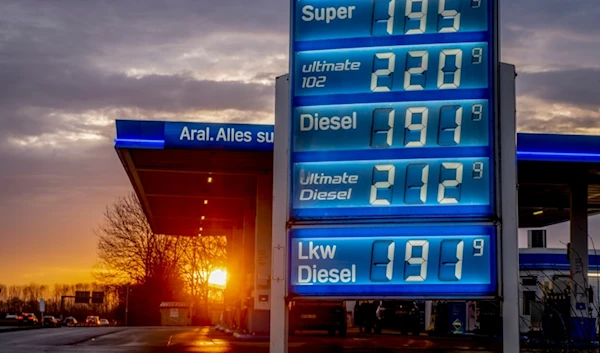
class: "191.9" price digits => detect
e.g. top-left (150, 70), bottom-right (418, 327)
top-left (370, 103), bottom-right (483, 148)
top-left (370, 237), bottom-right (485, 283)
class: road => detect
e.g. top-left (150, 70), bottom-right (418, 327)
top-left (0, 326), bottom-right (505, 353)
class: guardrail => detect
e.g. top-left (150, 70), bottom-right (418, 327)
top-left (0, 325), bottom-right (42, 333)
top-left (0, 320), bottom-right (39, 327)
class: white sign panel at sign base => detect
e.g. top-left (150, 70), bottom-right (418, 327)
top-left (170, 308), bottom-right (179, 318)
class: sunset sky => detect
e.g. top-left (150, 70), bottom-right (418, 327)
top-left (1, 0), bottom-right (600, 286)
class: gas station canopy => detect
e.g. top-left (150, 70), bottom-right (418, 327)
top-left (115, 120), bottom-right (272, 237)
top-left (517, 133), bottom-right (600, 227)
top-left (115, 120), bottom-right (600, 236)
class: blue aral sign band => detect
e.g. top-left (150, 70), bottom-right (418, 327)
top-left (114, 120), bottom-right (274, 151)
top-left (295, 42), bottom-right (489, 97)
top-left (164, 122), bottom-right (274, 151)
top-left (288, 224), bottom-right (497, 297)
top-left (292, 157), bottom-right (491, 218)
top-left (293, 99), bottom-right (489, 152)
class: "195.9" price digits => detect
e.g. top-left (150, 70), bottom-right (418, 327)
top-left (371, 0), bottom-right (483, 36)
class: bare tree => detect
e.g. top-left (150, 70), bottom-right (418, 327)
top-left (92, 192), bottom-right (189, 324)
top-left (93, 192), bottom-right (186, 286)
top-left (180, 235), bottom-right (227, 319)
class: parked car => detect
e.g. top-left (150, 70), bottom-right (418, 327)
top-left (62, 316), bottom-right (78, 327)
top-left (373, 300), bottom-right (421, 336)
top-left (289, 300), bottom-right (347, 337)
top-left (85, 316), bottom-right (100, 326)
top-left (43, 316), bottom-right (61, 328)
top-left (5, 313), bottom-right (22, 321)
top-left (20, 313), bottom-right (38, 326)
top-left (99, 319), bottom-right (110, 327)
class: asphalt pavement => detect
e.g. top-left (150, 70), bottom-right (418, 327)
top-left (0, 326), bottom-right (509, 353)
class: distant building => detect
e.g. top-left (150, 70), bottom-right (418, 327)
top-left (159, 302), bottom-right (192, 326)
top-left (518, 229), bottom-right (600, 335)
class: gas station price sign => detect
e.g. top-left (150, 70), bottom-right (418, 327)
top-left (287, 225), bottom-right (497, 297)
top-left (294, 99), bottom-right (489, 151)
top-left (294, 0), bottom-right (489, 42)
top-left (293, 157), bottom-right (490, 218)
top-left (295, 42), bottom-right (489, 96)
top-left (289, 0), bottom-right (498, 221)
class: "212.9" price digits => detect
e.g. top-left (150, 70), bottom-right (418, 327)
top-left (370, 161), bottom-right (484, 205)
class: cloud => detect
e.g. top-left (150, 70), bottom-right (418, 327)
top-left (0, 62), bottom-right (274, 114)
top-left (0, 0), bottom-right (598, 197)
top-left (0, 1), bottom-right (284, 154)
top-left (502, 1), bottom-right (600, 36)
top-left (499, 1), bottom-right (600, 134)
top-left (517, 68), bottom-right (600, 110)
top-left (500, 1), bottom-right (600, 71)
top-left (516, 96), bottom-right (600, 134)
top-left (1, 0), bottom-right (600, 285)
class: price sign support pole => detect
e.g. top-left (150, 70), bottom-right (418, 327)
top-left (499, 63), bottom-right (519, 353)
top-left (271, 74), bottom-right (291, 353)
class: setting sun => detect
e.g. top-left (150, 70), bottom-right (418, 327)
top-left (208, 269), bottom-right (227, 287)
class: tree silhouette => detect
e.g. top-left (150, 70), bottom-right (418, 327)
top-left (92, 193), bottom-right (187, 324)
top-left (94, 193), bottom-right (185, 287)
top-left (0, 193), bottom-right (229, 326)
top-left (179, 235), bottom-right (227, 322)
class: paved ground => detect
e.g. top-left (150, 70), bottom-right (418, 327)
top-left (0, 326), bottom-right (550, 353)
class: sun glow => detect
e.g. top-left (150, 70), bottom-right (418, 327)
top-left (208, 269), bottom-right (227, 287)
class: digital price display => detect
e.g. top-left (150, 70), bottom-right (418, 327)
top-left (293, 99), bottom-right (489, 152)
top-left (288, 225), bottom-right (497, 297)
top-left (295, 42), bottom-right (488, 97)
top-left (288, 0), bottom-right (498, 298)
top-left (289, 0), bottom-right (497, 221)
top-left (294, 0), bottom-right (489, 42)
top-left (293, 157), bottom-right (490, 218)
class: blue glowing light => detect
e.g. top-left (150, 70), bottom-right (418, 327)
top-left (114, 138), bottom-right (165, 150)
top-left (293, 99), bottom-right (489, 152)
top-left (294, 0), bottom-right (490, 42)
top-left (288, 0), bottom-right (498, 298)
top-left (112, 120), bottom-right (600, 166)
top-left (164, 122), bottom-right (274, 151)
top-left (289, 0), bottom-right (497, 222)
top-left (295, 42), bottom-right (489, 97)
top-left (292, 157), bottom-right (492, 218)
top-left (288, 224), bottom-right (497, 297)
top-left (113, 120), bottom-right (273, 152)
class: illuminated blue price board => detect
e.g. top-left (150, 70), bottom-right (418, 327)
top-left (293, 157), bottom-right (491, 218)
top-left (289, 0), bottom-right (497, 222)
top-left (295, 42), bottom-right (488, 97)
top-left (288, 225), bottom-right (497, 297)
top-left (289, 0), bottom-right (498, 297)
top-left (293, 99), bottom-right (489, 152)
top-left (294, 0), bottom-right (490, 42)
